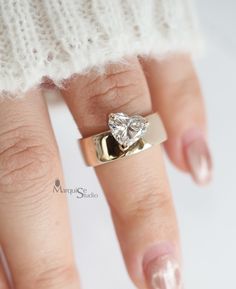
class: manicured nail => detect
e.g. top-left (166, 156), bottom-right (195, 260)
top-left (183, 130), bottom-right (212, 185)
top-left (144, 255), bottom-right (182, 289)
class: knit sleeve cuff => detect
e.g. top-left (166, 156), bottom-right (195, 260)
top-left (0, 0), bottom-right (202, 94)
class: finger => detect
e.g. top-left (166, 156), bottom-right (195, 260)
top-left (61, 58), bottom-right (183, 289)
top-left (141, 54), bottom-right (212, 185)
top-left (0, 89), bottom-right (80, 289)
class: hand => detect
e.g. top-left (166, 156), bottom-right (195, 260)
top-left (0, 54), bottom-right (212, 289)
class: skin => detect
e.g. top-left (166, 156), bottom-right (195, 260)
top-left (0, 55), bottom-right (207, 289)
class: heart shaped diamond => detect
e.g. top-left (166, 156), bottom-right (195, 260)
top-left (108, 112), bottom-right (149, 148)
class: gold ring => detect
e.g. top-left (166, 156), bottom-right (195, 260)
top-left (79, 112), bottom-right (167, 167)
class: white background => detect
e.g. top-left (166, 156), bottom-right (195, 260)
top-left (48, 1), bottom-right (236, 288)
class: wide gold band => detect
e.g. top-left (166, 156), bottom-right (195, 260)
top-left (79, 112), bottom-right (167, 167)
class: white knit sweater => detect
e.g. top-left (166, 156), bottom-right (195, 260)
top-left (0, 0), bottom-right (201, 96)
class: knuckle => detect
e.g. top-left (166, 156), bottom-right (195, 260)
top-left (78, 60), bottom-right (149, 121)
top-left (34, 263), bottom-right (78, 289)
top-left (112, 180), bottom-right (176, 238)
top-left (17, 261), bottom-right (78, 289)
top-left (0, 125), bottom-right (58, 194)
top-left (111, 170), bottom-right (173, 222)
top-left (127, 187), bottom-right (172, 220)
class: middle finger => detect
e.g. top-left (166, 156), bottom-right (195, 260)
top-left (0, 90), bottom-right (80, 289)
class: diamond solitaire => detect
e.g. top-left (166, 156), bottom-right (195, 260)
top-left (108, 112), bottom-right (149, 149)
top-left (79, 112), bottom-right (167, 166)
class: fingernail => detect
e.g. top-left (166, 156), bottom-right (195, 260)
top-left (144, 255), bottom-right (182, 289)
top-left (183, 130), bottom-right (212, 185)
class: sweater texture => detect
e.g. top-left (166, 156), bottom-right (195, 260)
top-left (0, 0), bottom-right (201, 96)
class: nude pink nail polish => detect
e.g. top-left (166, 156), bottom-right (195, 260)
top-left (144, 255), bottom-right (182, 289)
top-left (183, 130), bottom-right (212, 185)
top-left (143, 244), bottom-right (182, 289)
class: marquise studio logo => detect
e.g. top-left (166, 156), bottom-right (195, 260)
top-left (53, 179), bottom-right (98, 199)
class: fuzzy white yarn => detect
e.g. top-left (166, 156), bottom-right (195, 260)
top-left (0, 0), bottom-right (201, 96)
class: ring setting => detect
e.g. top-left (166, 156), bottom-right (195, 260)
top-left (108, 112), bottom-right (149, 151)
top-left (79, 112), bottom-right (167, 166)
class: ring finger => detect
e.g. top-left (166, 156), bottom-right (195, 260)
top-left (61, 57), bottom-right (182, 289)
